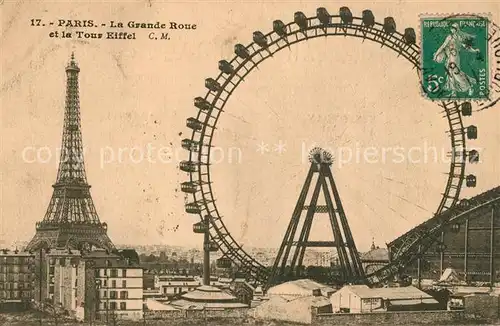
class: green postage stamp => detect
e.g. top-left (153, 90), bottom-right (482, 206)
top-left (420, 15), bottom-right (489, 101)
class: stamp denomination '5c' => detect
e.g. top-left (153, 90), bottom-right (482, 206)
top-left (421, 15), bottom-right (489, 101)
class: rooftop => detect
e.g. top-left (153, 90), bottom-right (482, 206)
top-left (145, 299), bottom-right (179, 311)
top-left (448, 286), bottom-right (500, 297)
top-left (286, 279), bottom-right (328, 290)
top-left (0, 249), bottom-right (34, 257)
top-left (342, 285), bottom-right (434, 300)
top-left (295, 295), bottom-right (332, 308)
top-left (157, 275), bottom-right (197, 281)
top-left (82, 249), bottom-right (120, 259)
top-left (92, 259), bottom-right (142, 269)
top-left (32, 248), bottom-right (138, 268)
top-left (267, 279), bottom-right (335, 298)
top-left (169, 299), bottom-right (248, 310)
top-left (360, 248), bottom-right (389, 262)
top-left (46, 249), bottom-right (82, 257)
top-left (180, 285), bottom-right (237, 302)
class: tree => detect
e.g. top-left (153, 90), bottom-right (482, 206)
top-left (145, 254), bottom-right (157, 263)
top-left (305, 265), bottom-right (332, 283)
top-left (109, 309), bottom-right (120, 326)
top-left (142, 304), bottom-right (149, 326)
top-left (43, 299), bottom-right (66, 326)
top-left (159, 251), bottom-right (168, 262)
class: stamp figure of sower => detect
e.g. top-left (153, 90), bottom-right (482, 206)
top-left (421, 16), bottom-right (489, 100)
top-left (433, 23), bottom-right (481, 97)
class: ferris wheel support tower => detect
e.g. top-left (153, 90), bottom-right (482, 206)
top-left (265, 148), bottom-right (365, 289)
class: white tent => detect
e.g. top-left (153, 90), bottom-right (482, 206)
top-left (438, 268), bottom-right (464, 284)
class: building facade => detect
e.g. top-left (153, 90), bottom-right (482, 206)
top-left (92, 253), bottom-right (144, 320)
top-left (360, 242), bottom-right (390, 275)
top-left (400, 208), bottom-right (500, 284)
top-left (0, 250), bottom-right (35, 311)
top-left (330, 285), bottom-right (439, 313)
top-left (46, 249), bottom-right (85, 312)
top-left (156, 274), bottom-right (201, 298)
top-left (30, 247), bottom-right (143, 321)
top-left (390, 188), bottom-right (500, 285)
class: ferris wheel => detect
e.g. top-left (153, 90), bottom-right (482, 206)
top-left (179, 7), bottom-right (478, 284)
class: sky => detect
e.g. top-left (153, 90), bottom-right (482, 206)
top-left (1, 1), bottom-right (499, 256)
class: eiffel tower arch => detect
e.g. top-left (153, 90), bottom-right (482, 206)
top-left (25, 54), bottom-right (114, 253)
top-left (266, 148), bottom-right (365, 288)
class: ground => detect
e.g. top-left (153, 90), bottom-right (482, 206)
top-left (0, 311), bottom-right (499, 325)
top-left (0, 311), bottom-right (301, 326)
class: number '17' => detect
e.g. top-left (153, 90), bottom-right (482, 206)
top-left (31, 19), bottom-right (42, 26)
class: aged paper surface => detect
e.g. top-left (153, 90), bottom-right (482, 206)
top-left (1, 0), bottom-right (500, 325)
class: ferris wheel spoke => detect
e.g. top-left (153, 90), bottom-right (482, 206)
top-left (349, 175), bottom-right (422, 223)
top-left (345, 184), bottom-right (399, 236)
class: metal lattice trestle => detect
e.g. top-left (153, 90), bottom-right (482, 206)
top-left (265, 149), bottom-right (365, 289)
top-left (25, 54), bottom-right (114, 252)
top-left (366, 186), bottom-right (500, 285)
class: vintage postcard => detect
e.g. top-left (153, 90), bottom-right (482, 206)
top-left (1, 1), bottom-right (500, 325)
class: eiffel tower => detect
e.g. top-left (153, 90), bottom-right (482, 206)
top-left (266, 148), bottom-right (365, 288)
top-left (25, 54), bottom-right (114, 252)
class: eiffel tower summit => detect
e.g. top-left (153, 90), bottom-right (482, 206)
top-left (25, 54), bottom-right (115, 252)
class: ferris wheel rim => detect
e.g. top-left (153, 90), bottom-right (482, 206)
top-left (183, 9), bottom-right (468, 284)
